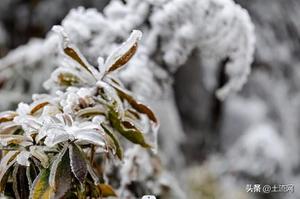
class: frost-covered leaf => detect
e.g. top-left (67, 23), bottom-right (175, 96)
top-left (30, 101), bottom-right (50, 115)
top-left (101, 123), bottom-right (123, 160)
top-left (111, 82), bottom-right (158, 124)
top-left (86, 162), bottom-right (101, 185)
top-left (64, 47), bottom-right (92, 73)
top-left (73, 128), bottom-right (106, 147)
top-left (52, 68), bottom-right (85, 87)
top-left (103, 30), bottom-right (141, 75)
top-left (0, 151), bottom-right (19, 192)
top-left (49, 144), bottom-right (68, 188)
top-left (0, 111), bottom-right (18, 123)
top-left (12, 164), bottom-right (29, 199)
top-left (16, 151), bottom-right (31, 166)
top-left (0, 121), bottom-right (20, 135)
top-left (69, 143), bottom-right (87, 183)
top-left (30, 168), bottom-right (53, 199)
top-left (26, 164), bottom-right (38, 189)
top-left (0, 135), bottom-right (31, 147)
top-left (98, 184), bottom-right (117, 197)
top-left (44, 132), bottom-right (70, 147)
top-left (108, 106), bottom-right (151, 148)
top-left (97, 81), bottom-right (124, 117)
top-left (13, 115), bottom-right (43, 136)
top-left (49, 145), bottom-right (71, 198)
top-left (75, 106), bottom-right (106, 119)
top-left (30, 146), bottom-right (49, 168)
top-left (52, 26), bottom-right (97, 78)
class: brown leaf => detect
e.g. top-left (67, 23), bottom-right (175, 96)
top-left (107, 42), bottom-right (138, 73)
top-left (104, 30), bottom-right (142, 74)
top-left (0, 111), bottom-right (18, 123)
top-left (110, 82), bottom-right (158, 124)
top-left (30, 101), bottom-right (49, 115)
top-left (64, 46), bottom-right (93, 75)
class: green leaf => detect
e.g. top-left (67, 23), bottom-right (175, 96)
top-left (48, 145), bottom-right (68, 188)
top-left (101, 123), bottom-right (123, 160)
top-left (69, 144), bottom-right (87, 183)
top-left (30, 168), bottom-right (53, 199)
top-left (108, 107), bottom-right (151, 148)
top-left (50, 148), bottom-right (72, 199)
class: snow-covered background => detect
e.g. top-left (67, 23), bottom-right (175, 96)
top-left (0, 0), bottom-right (299, 198)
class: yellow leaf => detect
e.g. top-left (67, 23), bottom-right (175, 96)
top-left (30, 169), bottom-right (53, 199)
top-left (98, 184), bottom-right (117, 197)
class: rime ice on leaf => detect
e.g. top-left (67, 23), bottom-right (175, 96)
top-left (0, 26), bottom-right (159, 198)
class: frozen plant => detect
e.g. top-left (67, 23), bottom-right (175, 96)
top-left (0, 0), bottom-right (255, 171)
top-left (0, 26), bottom-right (160, 198)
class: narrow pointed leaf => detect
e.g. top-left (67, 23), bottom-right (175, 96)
top-left (51, 148), bottom-right (72, 199)
top-left (101, 124), bottom-right (123, 160)
top-left (0, 151), bottom-right (19, 191)
top-left (49, 144), bottom-right (68, 188)
top-left (0, 111), bottom-right (18, 123)
top-left (64, 46), bottom-right (94, 74)
top-left (75, 106), bottom-right (106, 118)
top-left (110, 82), bottom-right (158, 124)
top-left (104, 30), bottom-right (141, 73)
top-left (30, 101), bottom-right (49, 115)
top-left (30, 146), bottom-right (49, 168)
top-left (0, 135), bottom-right (30, 147)
top-left (12, 165), bottom-right (30, 199)
top-left (0, 121), bottom-right (20, 135)
top-left (86, 162), bottom-right (100, 185)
